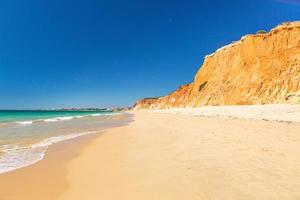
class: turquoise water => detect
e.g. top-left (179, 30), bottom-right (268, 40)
top-left (0, 110), bottom-right (112, 123)
top-left (0, 110), bottom-right (130, 174)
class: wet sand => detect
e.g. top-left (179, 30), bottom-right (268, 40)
top-left (1, 110), bottom-right (300, 200)
top-left (0, 133), bottom-right (98, 200)
top-left (59, 111), bottom-right (300, 200)
top-left (0, 113), bottom-right (132, 200)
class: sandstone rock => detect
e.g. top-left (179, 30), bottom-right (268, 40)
top-left (134, 21), bottom-right (300, 110)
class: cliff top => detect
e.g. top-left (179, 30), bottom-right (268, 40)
top-left (205, 21), bottom-right (300, 59)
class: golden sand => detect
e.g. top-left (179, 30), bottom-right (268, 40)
top-left (1, 111), bottom-right (300, 200)
top-left (0, 134), bottom-right (97, 200)
top-left (60, 111), bottom-right (300, 200)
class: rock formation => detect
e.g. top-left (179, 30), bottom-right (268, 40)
top-left (134, 21), bottom-right (300, 109)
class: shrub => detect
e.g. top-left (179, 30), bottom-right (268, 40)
top-left (256, 30), bottom-right (267, 34)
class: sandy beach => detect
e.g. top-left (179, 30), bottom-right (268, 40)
top-left (1, 109), bottom-right (300, 200)
top-left (59, 111), bottom-right (300, 200)
top-left (153, 105), bottom-right (300, 123)
top-left (1, 1), bottom-right (299, 199)
top-left (0, 133), bottom-right (97, 200)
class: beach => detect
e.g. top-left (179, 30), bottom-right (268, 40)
top-left (1, 1), bottom-right (299, 199)
top-left (1, 107), bottom-right (300, 199)
top-left (152, 105), bottom-right (300, 123)
top-left (0, 134), bottom-right (96, 200)
top-left (0, 112), bottom-right (132, 200)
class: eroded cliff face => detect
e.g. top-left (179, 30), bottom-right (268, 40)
top-left (134, 21), bottom-right (300, 110)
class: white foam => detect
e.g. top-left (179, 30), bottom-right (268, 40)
top-left (17, 121), bottom-right (33, 125)
top-left (43, 116), bottom-right (74, 122)
top-left (31, 131), bottom-right (99, 148)
top-left (0, 130), bottom-right (100, 174)
top-left (42, 113), bottom-right (114, 123)
top-left (0, 145), bottom-right (46, 174)
top-left (12, 112), bottom-right (117, 125)
top-left (91, 113), bottom-right (102, 116)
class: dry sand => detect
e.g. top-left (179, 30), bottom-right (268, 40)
top-left (59, 110), bottom-right (300, 200)
top-left (1, 109), bottom-right (300, 200)
top-left (153, 104), bottom-right (300, 123)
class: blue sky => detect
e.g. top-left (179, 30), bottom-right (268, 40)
top-left (0, 0), bottom-right (299, 109)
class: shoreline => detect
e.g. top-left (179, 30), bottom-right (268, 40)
top-left (0, 133), bottom-right (98, 200)
top-left (1, 109), bottom-right (300, 199)
top-left (0, 113), bottom-right (133, 200)
top-left (0, 112), bottom-right (120, 127)
top-left (0, 113), bottom-right (132, 175)
top-left (59, 111), bottom-right (300, 200)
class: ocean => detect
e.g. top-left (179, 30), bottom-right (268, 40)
top-left (0, 110), bottom-right (129, 174)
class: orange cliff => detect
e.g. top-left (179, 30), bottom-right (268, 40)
top-left (134, 21), bottom-right (300, 110)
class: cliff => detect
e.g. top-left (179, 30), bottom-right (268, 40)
top-left (134, 21), bottom-right (300, 110)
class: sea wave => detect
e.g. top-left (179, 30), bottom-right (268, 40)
top-left (18, 121), bottom-right (34, 125)
top-left (14, 112), bottom-right (118, 126)
top-left (43, 116), bottom-right (75, 122)
top-left (91, 113), bottom-right (102, 117)
top-left (0, 130), bottom-right (100, 174)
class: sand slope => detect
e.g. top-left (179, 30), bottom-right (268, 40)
top-left (59, 111), bottom-right (300, 200)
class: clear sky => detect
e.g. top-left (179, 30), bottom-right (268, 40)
top-left (0, 0), bottom-right (299, 109)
